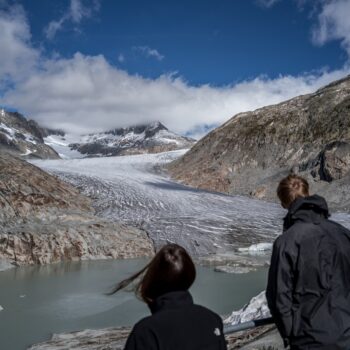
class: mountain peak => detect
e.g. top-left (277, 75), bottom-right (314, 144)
top-left (50, 121), bottom-right (195, 158)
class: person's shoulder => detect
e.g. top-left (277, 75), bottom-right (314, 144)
top-left (282, 221), bottom-right (316, 242)
top-left (326, 218), bottom-right (350, 231)
top-left (272, 228), bottom-right (303, 255)
top-left (192, 304), bottom-right (224, 325)
top-left (273, 231), bottom-right (293, 248)
top-left (131, 315), bottom-right (154, 332)
top-left (323, 219), bottom-right (350, 240)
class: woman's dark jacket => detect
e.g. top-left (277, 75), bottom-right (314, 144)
top-left (266, 195), bottom-right (350, 349)
top-left (124, 290), bottom-right (227, 350)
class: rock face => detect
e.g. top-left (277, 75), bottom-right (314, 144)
top-left (67, 122), bottom-right (195, 157)
top-left (0, 152), bottom-right (154, 269)
top-left (168, 75), bottom-right (350, 211)
top-left (0, 109), bottom-right (60, 159)
top-left (318, 141), bottom-right (350, 182)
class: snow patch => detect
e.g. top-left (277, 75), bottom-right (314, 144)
top-left (238, 243), bottom-right (273, 254)
top-left (44, 135), bottom-right (84, 159)
top-left (215, 266), bottom-right (256, 274)
top-left (24, 134), bottom-right (37, 144)
top-left (225, 291), bottom-right (271, 325)
top-left (21, 149), bottom-right (32, 156)
top-left (0, 122), bottom-right (16, 140)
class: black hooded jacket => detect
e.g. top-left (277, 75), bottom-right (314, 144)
top-left (266, 195), bottom-right (350, 350)
top-left (124, 290), bottom-right (227, 350)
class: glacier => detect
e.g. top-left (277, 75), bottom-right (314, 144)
top-left (31, 150), bottom-right (350, 258)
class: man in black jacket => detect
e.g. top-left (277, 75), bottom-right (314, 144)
top-left (266, 175), bottom-right (350, 349)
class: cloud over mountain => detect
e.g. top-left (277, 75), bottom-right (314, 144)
top-left (0, 2), bottom-right (350, 138)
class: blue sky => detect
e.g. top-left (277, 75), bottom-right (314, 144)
top-left (0, 0), bottom-right (349, 137)
top-left (23, 0), bottom-right (347, 84)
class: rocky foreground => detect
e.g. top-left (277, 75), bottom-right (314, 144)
top-left (0, 152), bottom-right (154, 270)
top-left (28, 292), bottom-right (282, 350)
top-left (168, 75), bottom-right (350, 212)
top-left (28, 326), bottom-right (281, 350)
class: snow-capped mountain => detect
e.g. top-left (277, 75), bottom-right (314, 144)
top-left (46, 122), bottom-right (195, 158)
top-left (0, 109), bottom-right (60, 159)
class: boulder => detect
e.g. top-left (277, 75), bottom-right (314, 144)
top-left (320, 141), bottom-right (350, 182)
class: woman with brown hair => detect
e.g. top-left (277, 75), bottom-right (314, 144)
top-left (266, 174), bottom-right (350, 349)
top-left (111, 243), bottom-right (227, 350)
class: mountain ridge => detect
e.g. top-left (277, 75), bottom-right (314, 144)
top-left (49, 121), bottom-right (195, 158)
top-left (0, 109), bottom-right (60, 159)
top-left (168, 75), bottom-right (350, 211)
top-left (0, 109), bottom-right (194, 159)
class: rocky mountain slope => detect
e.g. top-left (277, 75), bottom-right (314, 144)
top-left (168, 75), bottom-right (350, 211)
top-left (0, 152), bottom-right (154, 269)
top-left (0, 109), bottom-right (60, 159)
top-left (48, 122), bottom-right (195, 158)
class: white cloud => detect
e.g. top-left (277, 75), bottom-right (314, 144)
top-left (1, 3), bottom-right (350, 140)
top-left (256, 0), bottom-right (281, 8)
top-left (70, 0), bottom-right (85, 22)
top-left (312, 0), bottom-right (350, 57)
top-left (133, 46), bottom-right (165, 61)
top-left (4, 52), bottom-right (349, 137)
top-left (45, 0), bottom-right (100, 39)
top-left (0, 5), bottom-right (39, 85)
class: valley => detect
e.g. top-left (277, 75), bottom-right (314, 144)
top-left (32, 150), bottom-right (350, 261)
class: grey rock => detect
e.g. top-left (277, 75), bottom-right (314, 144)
top-left (28, 327), bottom-right (131, 350)
top-left (215, 265), bottom-right (256, 273)
top-left (239, 329), bottom-right (284, 350)
top-left (168, 75), bottom-right (350, 212)
top-left (320, 141), bottom-right (350, 182)
top-left (198, 252), bottom-right (270, 270)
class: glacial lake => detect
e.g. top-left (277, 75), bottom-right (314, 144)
top-left (0, 259), bottom-right (268, 350)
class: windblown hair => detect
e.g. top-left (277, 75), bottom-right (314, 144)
top-left (277, 174), bottom-right (310, 209)
top-left (109, 244), bottom-right (196, 304)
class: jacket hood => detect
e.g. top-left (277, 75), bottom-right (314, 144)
top-left (283, 195), bottom-right (330, 231)
top-left (149, 290), bottom-right (193, 314)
